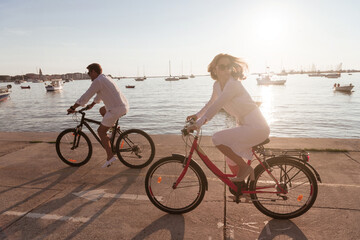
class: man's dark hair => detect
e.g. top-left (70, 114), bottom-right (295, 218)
top-left (87, 63), bottom-right (102, 74)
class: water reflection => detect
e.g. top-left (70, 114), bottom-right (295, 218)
top-left (258, 86), bottom-right (274, 125)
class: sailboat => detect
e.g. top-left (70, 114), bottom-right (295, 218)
top-left (189, 61), bottom-right (195, 78)
top-left (178, 61), bottom-right (189, 79)
top-left (135, 65), bottom-right (146, 81)
top-left (165, 61), bottom-right (179, 81)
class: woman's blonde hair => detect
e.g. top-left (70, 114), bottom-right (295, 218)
top-left (208, 53), bottom-right (249, 80)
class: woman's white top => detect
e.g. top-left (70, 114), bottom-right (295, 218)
top-left (76, 74), bottom-right (129, 112)
top-left (196, 77), bottom-right (257, 127)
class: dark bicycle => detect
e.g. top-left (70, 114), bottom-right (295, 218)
top-left (56, 107), bottom-right (155, 168)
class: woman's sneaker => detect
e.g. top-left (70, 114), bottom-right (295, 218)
top-left (102, 156), bottom-right (117, 168)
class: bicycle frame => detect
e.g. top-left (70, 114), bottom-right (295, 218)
top-left (72, 109), bottom-right (120, 151)
top-left (173, 131), bottom-right (287, 195)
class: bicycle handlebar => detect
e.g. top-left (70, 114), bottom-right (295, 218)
top-left (67, 106), bottom-right (90, 115)
top-left (182, 118), bottom-right (197, 136)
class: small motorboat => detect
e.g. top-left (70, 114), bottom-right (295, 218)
top-left (333, 84), bottom-right (354, 92)
top-left (135, 77), bottom-right (146, 81)
top-left (256, 74), bottom-right (286, 85)
top-left (179, 75), bottom-right (189, 79)
top-left (0, 85), bottom-right (12, 101)
top-left (325, 73), bottom-right (341, 78)
top-left (165, 76), bottom-right (179, 81)
top-left (257, 67), bottom-right (286, 85)
top-left (126, 85), bottom-right (135, 88)
top-left (45, 79), bottom-right (63, 91)
top-left (21, 85), bottom-right (31, 89)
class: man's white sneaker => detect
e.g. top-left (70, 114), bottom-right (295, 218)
top-left (102, 156), bottom-right (117, 168)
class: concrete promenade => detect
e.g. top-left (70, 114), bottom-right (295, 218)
top-left (0, 132), bottom-right (359, 240)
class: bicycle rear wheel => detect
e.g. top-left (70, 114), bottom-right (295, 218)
top-left (145, 156), bottom-right (207, 214)
top-left (115, 129), bottom-right (155, 168)
top-left (249, 157), bottom-right (318, 219)
top-left (56, 128), bottom-right (92, 167)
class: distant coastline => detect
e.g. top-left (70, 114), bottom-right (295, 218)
top-left (1, 69), bottom-right (360, 83)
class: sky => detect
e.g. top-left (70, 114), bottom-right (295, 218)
top-left (0, 0), bottom-right (359, 77)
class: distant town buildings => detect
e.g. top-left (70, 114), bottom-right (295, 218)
top-left (0, 72), bottom-right (89, 82)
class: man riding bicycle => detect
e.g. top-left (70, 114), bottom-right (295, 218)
top-left (67, 63), bottom-right (129, 167)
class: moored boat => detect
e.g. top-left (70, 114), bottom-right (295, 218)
top-left (179, 75), bottom-right (189, 79)
top-left (0, 85), bottom-right (12, 101)
top-left (325, 73), bottom-right (341, 78)
top-left (165, 76), bottom-right (180, 81)
top-left (45, 79), bottom-right (63, 91)
top-left (165, 61), bottom-right (179, 81)
top-left (21, 85), bottom-right (31, 89)
top-left (126, 85), bottom-right (135, 88)
top-left (256, 74), bottom-right (286, 85)
top-left (333, 84), bottom-right (354, 92)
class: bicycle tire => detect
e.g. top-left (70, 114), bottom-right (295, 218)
top-left (115, 129), bottom-right (155, 168)
top-left (56, 128), bottom-right (92, 167)
top-left (145, 156), bottom-right (207, 214)
top-left (249, 157), bottom-right (318, 219)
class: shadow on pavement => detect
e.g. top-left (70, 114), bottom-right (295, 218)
top-left (1, 167), bottom-right (141, 239)
top-left (0, 167), bottom-right (78, 218)
top-left (258, 219), bottom-right (308, 240)
top-left (131, 214), bottom-right (185, 240)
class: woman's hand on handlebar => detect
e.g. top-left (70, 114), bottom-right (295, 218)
top-left (186, 114), bottom-right (198, 122)
top-left (187, 124), bottom-right (198, 132)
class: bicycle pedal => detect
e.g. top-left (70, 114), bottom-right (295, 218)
top-left (228, 195), bottom-right (241, 204)
top-left (228, 195), bottom-right (250, 204)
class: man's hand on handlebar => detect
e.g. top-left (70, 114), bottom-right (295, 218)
top-left (67, 107), bottom-right (76, 114)
top-left (67, 103), bottom-right (81, 114)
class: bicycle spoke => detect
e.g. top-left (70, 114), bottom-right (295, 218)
top-left (145, 157), bottom-right (206, 214)
top-left (250, 158), bottom-right (318, 219)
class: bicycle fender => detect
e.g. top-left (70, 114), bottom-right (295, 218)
top-left (279, 156), bottom-right (322, 183)
top-left (171, 154), bottom-right (209, 191)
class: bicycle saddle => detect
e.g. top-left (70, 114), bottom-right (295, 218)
top-left (252, 138), bottom-right (270, 150)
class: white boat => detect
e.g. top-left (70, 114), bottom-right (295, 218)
top-left (165, 76), bottom-right (180, 81)
top-left (333, 85), bottom-right (354, 92)
top-left (256, 73), bottom-right (286, 85)
top-left (325, 73), bottom-right (341, 78)
top-left (135, 77), bottom-right (146, 81)
top-left (165, 61), bottom-right (179, 81)
top-left (179, 75), bottom-right (189, 79)
top-left (45, 79), bottom-right (63, 91)
top-left (308, 73), bottom-right (325, 77)
top-left (0, 85), bottom-right (12, 101)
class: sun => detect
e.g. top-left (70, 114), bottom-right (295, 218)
top-left (253, 13), bottom-right (287, 42)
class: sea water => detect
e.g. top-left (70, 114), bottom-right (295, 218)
top-left (1, 73), bottom-right (359, 138)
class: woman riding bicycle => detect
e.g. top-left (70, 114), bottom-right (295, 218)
top-left (187, 53), bottom-right (270, 182)
top-left (67, 63), bottom-right (129, 168)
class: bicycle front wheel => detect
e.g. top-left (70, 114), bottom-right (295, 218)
top-left (56, 129), bottom-right (92, 167)
top-left (145, 156), bottom-right (207, 214)
top-left (250, 158), bottom-right (318, 219)
top-left (115, 129), bottom-right (155, 168)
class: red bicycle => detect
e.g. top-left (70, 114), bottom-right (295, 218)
top-left (145, 121), bottom-right (321, 219)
